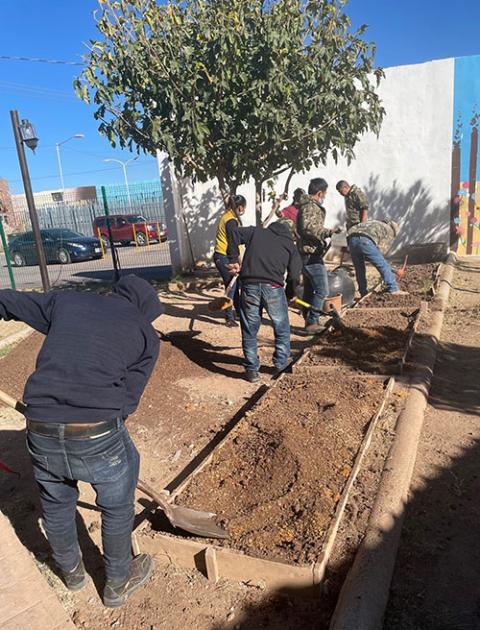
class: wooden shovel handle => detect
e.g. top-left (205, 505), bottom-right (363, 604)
top-left (224, 273), bottom-right (238, 296)
top-left (0, 388), bottom-right (27, 414)
top-left (136, 478), bottom-right (173, 519)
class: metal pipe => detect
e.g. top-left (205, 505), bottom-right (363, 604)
top-left (100, 186), bottom-right (120, 282)
top-left (0, 215), bottom-right (16, 289)
top-left (10, 110), bottom-right (50, 292)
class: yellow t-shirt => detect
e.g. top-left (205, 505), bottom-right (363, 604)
top-left (215, 209), bottom-right (239, 256)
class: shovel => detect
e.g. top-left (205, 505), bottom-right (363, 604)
top-left (0, 387), bottom-right (228, 539)
top-left (291, 297), bottom-right (346, 330)
top-left (208, 274), bottom-right (238, 312)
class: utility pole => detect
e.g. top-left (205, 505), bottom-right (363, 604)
top-left (103, 157), bottom-right (138, 210)
top-left (10, 110), bottom-right (50, 292)
top-left (55, 134), bottom-right (84, 192)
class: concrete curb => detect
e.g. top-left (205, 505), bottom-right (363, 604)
top-left (0, 326), bottom-right (34, 352)
top-left (330, 253), bottom-right (457, 630)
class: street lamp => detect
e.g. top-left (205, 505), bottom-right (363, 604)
top-left (55, 134), bottom-right (84, 191)
top-left (10, 110), bottom-right (50, 291)
top-left (103, 157), bottom-right (138, 209)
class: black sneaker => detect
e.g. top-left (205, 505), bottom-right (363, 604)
top-left (103, 554), bottom-right (154, 608)
top-left (245, 370), bottom-right (260, 383)
top-left (62, 558), bottom-right (87, 592)
top-left (225, 319), bottom-right (239, 328)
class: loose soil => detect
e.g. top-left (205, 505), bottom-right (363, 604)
top-left (179, 374), bottom-right (385, 565)
top-left (343, 307), bottom-right (418, 330)
top-left (303, 325), bottom-right (411, 374)
top-left (398, 262), bottom-right (439, 296)
top-left (360, 292), bottom-right (423, 308)
top-left (360, 262), bottom-right (438, 308)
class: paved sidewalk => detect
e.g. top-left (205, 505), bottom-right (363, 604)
top-left (0, 511), bottom-right (75, 630)
top-left (385, 258), bottom-right (480, 628)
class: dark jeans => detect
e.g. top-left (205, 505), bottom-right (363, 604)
top-left (213, 252), bottom-right (240, 321)
top-left (348, 235), bottom-right (399, 296)
top-left (27, 420), bottom-right (139, 581)
top-left (302, 256), bottom-right (329, 324)
top-left (239, 282), bottom-right (291, 372)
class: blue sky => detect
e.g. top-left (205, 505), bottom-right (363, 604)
top-left (1, 0), bottom-right (480, 193)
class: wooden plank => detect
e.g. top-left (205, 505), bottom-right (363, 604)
top-left (294, 365), bottom-right (398, 377)
top-left (312, 377), bottom-right (395, 583)
top-left (140, 533), bottom-right (316, 589)
top-left (205, 546), bottom-right (219, 583)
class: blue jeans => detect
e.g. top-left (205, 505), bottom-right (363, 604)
top-left (213, 252), bottom-right (240, 321)
top-left (239, 283), bottom-right (291, 372)
top-left (348, 235), bottom-right (399, 296)
top-left (302, 257), bottom-right (329, 324)
top-left (27, 421), bottom-right (139, 581)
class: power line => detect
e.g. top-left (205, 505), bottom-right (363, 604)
top-left (0, 55), bottom-right (83, 66)
top-left (0, 80), bottom-right (77, 101)
top-left (8, 159), bottom-right (154, 183)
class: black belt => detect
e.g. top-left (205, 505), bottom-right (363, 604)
top-left (26, 417), bottom-right (121, 439)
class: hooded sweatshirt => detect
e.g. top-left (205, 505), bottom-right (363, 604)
top-left (227, 222), bottom-right (302, 291)
top-left (0, 275), bottom-right (164, 423)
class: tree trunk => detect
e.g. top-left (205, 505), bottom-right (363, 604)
top-left (217, 169), bottom-right (237, 210)
top-left (255, 179), bottom-right (263, 226)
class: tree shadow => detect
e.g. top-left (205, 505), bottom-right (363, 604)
top-left (363, 175), bottom-right (450, 263)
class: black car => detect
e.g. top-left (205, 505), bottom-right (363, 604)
top-left (9, 228), bottom-right (103, 266)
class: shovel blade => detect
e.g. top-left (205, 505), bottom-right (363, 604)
top-left (208, 296), bottom-right (233, 312)
top-left (169, 505), bottom-right (229, 539)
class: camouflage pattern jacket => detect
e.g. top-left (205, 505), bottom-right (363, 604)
top-left (296, 193), bottom-right (332, 256)
top-left (347, 220), bottom-right (397, 254)
top-left (345, 184), bottom-right (369, 230)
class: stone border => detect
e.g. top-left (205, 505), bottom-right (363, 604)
top-left (0, 326), bottom-right (34, 353)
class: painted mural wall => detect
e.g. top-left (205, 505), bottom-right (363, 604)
top-left (451, 55), bottom-right (480, 256)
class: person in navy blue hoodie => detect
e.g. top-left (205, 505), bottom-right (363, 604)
top-left (0, 275), bottom-right (164, 608)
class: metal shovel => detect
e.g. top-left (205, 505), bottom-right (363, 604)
top-left (0, 387), bottom-right (228, 539)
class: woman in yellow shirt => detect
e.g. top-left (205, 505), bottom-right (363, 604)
top-left (213, 195), bottom-right (246, 327)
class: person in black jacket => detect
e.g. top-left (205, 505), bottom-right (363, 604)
top-left (0, 275), bottom-right (163, 608)
top-left (227, 219), bottom-right (302, 382)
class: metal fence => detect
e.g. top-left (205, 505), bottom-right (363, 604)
top-left (0, 180), bottom-right (172, 290)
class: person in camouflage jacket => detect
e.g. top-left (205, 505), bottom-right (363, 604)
top-left (346, 219), bottom-right (406, 297)
top-left (336, 180), bottom-right (369, 230)
top-left (296, 178), bottom-right (341, 332)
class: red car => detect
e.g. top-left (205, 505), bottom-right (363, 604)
top-left (92, 214), bottom-right (168, 247)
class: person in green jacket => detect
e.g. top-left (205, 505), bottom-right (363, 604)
top-left (336, 180), bottom-right (369, 230)
top-left (347, 219), bottom-right (407, 296)
top-left (296, 178), bottom-right (341, 333)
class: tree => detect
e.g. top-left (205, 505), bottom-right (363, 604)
top-left (76, 0), bottom-right (385, 223)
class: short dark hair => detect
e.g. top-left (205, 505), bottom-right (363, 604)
top-left (230, 194), bottom-right (246, 209)
top-left (293, 188), bottom-right (304, 204)
top-left (336, 180), bottom-right (349, 191)
top-left (308, 178), bottom-right (328, 195)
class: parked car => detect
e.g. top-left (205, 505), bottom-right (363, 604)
top-left (9, 229), bottom-right (103, 266)
top-left (92, 214), bottom-right (168, 247)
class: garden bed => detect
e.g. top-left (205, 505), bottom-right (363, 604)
top-left (302, 323), bottom-right (413, 374)
top-left (173, 374), bottom-right (387, 566)
top-left (343, 308), bottom-right (417, 330)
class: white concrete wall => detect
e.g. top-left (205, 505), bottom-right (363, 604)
top-left (164, 57), bottom-right (455, 271)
